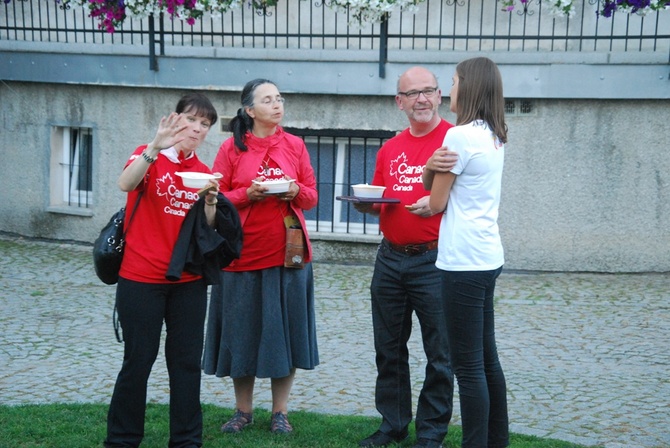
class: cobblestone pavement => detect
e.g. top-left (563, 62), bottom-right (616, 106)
top-left (1, 234), bottom-right (669, 448)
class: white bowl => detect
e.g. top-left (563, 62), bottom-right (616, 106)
top-left (351, 183), bottom-right (386, 198)
top-left (175, 172), bottom-right (220, 189)
top-left (253, 178), bottom-right (294, 194)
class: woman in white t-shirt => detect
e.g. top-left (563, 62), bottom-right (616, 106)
top-left (423, 57), bottom-right (509, 448)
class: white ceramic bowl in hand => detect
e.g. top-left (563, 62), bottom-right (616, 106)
top-left (175, 172), bottom-right (221, 189)
top-left (253, 178), bottom-right (294, 194)
top-left (351, 183), bottom-right (386, 198)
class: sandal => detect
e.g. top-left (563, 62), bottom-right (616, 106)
top-left (270, 411), bottom-right (293, 434)
top-left (220, 409), bottom-right (253, 433)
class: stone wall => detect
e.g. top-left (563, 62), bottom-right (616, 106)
top-left (0, 82), bottom-right (667, 272)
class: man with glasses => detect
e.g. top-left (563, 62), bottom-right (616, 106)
top-left (355, 66), bottom-right (457, 448)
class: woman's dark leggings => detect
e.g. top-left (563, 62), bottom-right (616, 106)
top-left (441, 267), bottom-right (509, 448)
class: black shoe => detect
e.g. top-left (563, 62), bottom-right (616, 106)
top-left (359, 430), bottom-right (409, 447)
top-left (412, 438), bottom-right (443, 448)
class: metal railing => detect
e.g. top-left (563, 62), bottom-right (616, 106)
top-left (2, 0), bottom-right (669, 74)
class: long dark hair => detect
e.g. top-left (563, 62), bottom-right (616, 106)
top-left (229, 78), bottom-right (277, 151)
top-left (454, 57), bottom-right (508, 144)
top-left (175, 92), bottom-right (218, 127)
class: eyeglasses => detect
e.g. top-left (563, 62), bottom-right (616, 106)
top-left (256, 97), bottom-right (285, 106)
top-left (397, 87), bottom-right (439, 100)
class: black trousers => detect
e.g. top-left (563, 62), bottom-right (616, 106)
top-left (105, 278), bottom-right (207, 448)
top-left (370, 243), bottom-right (454, 442)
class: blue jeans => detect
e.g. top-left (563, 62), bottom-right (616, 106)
top-left (441, 267), bottom-right (509, 448)
top-left (370, 241), bottom-right (454, 442)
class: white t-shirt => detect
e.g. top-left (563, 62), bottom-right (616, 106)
top-left (435, 120), bottom-right (505, 271)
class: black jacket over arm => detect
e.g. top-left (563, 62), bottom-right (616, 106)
top-left (166, 193), bottom-right (243, 285)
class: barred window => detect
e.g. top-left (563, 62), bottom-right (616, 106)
top-left (50, 126), bottom-right (93, 208)
top-left (285, 128), bottom-right (395, 236)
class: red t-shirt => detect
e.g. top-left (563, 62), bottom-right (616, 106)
top-left (119, 145), bottom-right (212, 283)
top-left (372, 119), bottom-right (454, 246)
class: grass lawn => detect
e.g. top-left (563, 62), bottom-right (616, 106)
top-left (0, 403), bottom-right (600, 447)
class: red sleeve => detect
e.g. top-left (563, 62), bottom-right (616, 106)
top-left (291, 139), bottom-right (318, 211)
top-left (213, 139), bottom-right (253, 208)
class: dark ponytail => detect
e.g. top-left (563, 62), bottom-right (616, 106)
top-left (229, 107), bottom-right (254, 151)
top-left (228, 78), bottom-right (277, 152)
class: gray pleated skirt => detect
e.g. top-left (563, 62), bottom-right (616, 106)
top-left (202, 264), bottom-right (319, 379)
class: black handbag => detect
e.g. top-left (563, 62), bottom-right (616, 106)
top-left (92, 192), bottom-right (143, 285)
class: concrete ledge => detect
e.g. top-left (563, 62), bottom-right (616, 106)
top-left (309, 231), bottom-right (381, 244)
top-left (46, 206), bottom-right (94, 217)
top-left (311, 237), bottom-right (378, 265)
top-left (2, 46), bottom-right (668, 98)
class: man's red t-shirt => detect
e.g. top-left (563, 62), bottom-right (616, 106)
top-left (372, 119), bottom-right (454, 246)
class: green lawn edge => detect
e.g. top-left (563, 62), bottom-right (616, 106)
top-left (0, 403), bottom-right (601, 447)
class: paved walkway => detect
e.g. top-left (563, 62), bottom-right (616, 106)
top-left (1, 234), bottom-right (669, 447)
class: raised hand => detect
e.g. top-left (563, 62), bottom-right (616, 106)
top-left (149, 112), bottom-right (188, 153)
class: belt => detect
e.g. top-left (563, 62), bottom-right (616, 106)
top-left (383, 238), bottom-right (438, 256)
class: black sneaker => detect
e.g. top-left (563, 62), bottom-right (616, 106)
top-left (359, 430), bottom-right (409, 447)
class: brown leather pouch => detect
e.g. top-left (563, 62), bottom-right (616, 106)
top-left (284, 227), bottom-right (305, 269)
